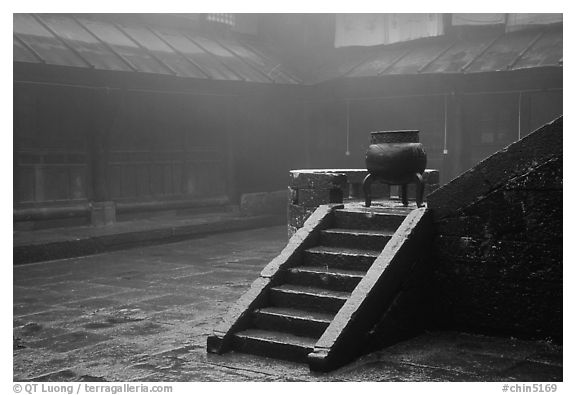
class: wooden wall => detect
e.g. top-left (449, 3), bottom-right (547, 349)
top-left (13, 84), bottom-right (231, 209)
top-left (460, 90), bottom-right (563, 172)
top-left (13, 78), bottom-right (309, 214)
top-left (303, 72), bottom-right (562, 184)
top-left (304, 96), bottom-right (445, 173)
top-left (14, 85), bottom-right (90, 206)
top-left (13, 66), bottom-right (562, 215)
top-left (106, 92), bottom-right (228, 202)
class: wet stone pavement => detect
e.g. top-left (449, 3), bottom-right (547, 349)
top-left (13, 226), bottom-right (562, 382)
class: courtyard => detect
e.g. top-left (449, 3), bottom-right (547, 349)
top-left (13, 226), bottom-right (562, 382)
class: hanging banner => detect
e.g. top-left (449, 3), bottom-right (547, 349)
top-left (335, 14), bottom-right (443, 48)
top-left (506, 13), bottom-right (562, 30)
top-left (334, 14), bottom-right (388, 48)
top-left (452, 14), bottom-right (506, 26)
top-left (388, 14), bottom-right (443, 44)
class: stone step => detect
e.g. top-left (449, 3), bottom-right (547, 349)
top-left (333, 209), bottom-right (407, 231)
top-left (269, 284), bottom-right (351, 313)
top-left (285, 265), bottom-right (365, 292)
top-left (303, 246), bottom-right (380, 271)
top-left (320, 228), bottom-right (394, 250)
top-left (232, 329), bottom-right (316, 362)
top-left (252, 307), bottom-right (334, 338)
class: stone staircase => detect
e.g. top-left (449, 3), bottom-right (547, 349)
top-left (211, 206), bottom-right (411, 363)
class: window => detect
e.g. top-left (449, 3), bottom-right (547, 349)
top-left (205, 14), bottom-right (236, 28)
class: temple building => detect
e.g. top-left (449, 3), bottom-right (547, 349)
top-left (13, 13), bottom-right (564, 381)
top-left (13, 13), bottom-right (562, 229)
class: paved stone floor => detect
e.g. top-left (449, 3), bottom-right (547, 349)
top-left (13, 226), bottom-right (562, 382)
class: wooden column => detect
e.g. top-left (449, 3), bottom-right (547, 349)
top-left (89, 88), bottom-right (120, 202)
top-left (88, 88), bottom-right (120, 225)
top-left (444, 91), bottom-right (465, 183)
top-left (224, 97), bottom-right (239, 204)
top-left (180, 100), bottom-right (190, 197)
top-left (13, 88), bottom-right (21, 204)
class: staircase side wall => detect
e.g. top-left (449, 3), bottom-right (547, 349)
top-left (428, 117), bottom-right (562, 341)
top-left (428, 117), bottom-right (562, 218)
top-left (309, 208), bottom-right (435, 371)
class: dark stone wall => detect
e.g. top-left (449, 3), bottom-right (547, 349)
top-left (428, 117), bottom-right (562, 341)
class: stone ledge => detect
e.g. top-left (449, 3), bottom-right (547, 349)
top-left (14, 214), bottom-right (283, 265)
top-left (240, 190), bottom-right (288, 216)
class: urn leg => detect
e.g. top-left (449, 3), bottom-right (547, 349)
top-left (362, 174), bottom-right (375, 207)
top-left (415, 172), bottom-right (425, 208)
top-left (401, 184), bottom-right (408, 206)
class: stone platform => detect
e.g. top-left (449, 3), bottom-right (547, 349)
top-left (287, 168), bottom-right (439, 235)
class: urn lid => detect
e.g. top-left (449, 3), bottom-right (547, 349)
top-left (370, 130), bottom-right (419, 144)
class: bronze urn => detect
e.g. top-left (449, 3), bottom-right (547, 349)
top-left (363, 130), bottom-right (427, 208)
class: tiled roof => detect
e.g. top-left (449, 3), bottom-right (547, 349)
top-left (13, 14), bottom-right (300, 84)
top-left (312, 24), bottom-right (562, 83)
top-left (14, 14), bottom-right (562, 85)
